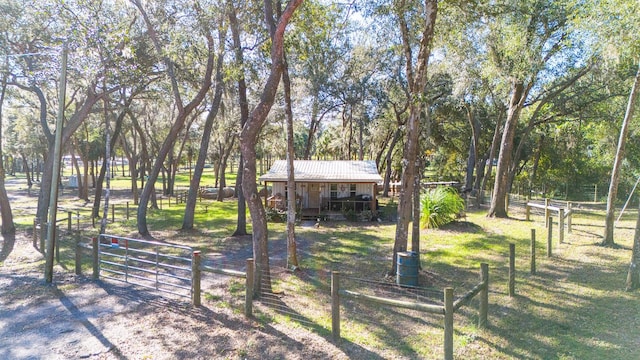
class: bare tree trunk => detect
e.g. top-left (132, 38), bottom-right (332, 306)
top-left (240, 0), bottom-right (303, 296)
top-left (480, 108), bottom-right (504, 205)
top-left (280, 19), bottom-right (299, 269)
top-left (228, 0), bottom-right (249, 237)
top-left (0, 74), bottom-right (15, 234)
top-left (183, 29), bottom-right (225, 230)
top-left (131, 0), bottom-right (215, 235)
top-left (391, 0), bottom-right (438, 275)
top-left (626, 197), bottom-right (640, 291)
top-left (488, 81), bottom-right (532, 218)
top-left (604, 61), bottom-right (640, 246)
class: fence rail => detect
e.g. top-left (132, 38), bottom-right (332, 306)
top-left (332, 263), bottom-right (489, 360)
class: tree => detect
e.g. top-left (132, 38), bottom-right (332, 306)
top-left (239, 0), bottom-right (303, 296)
top-left (131, 0), bottom-right (216, 235)
top-left (485, 1), bottom-right (582, 217)
top-left (603, 62), bottom-right (640, 245)
top-left (183, 19), bottom-right (226, 230)
top-left (626, 197), bottom-right (640, 290)
top-left (390, 0), bottom-right (438, 275)
top-left (0, 70), bottom-right (15, 234)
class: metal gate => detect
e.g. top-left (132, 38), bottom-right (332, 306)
top-left (97, 234), bottom-right (193, 298)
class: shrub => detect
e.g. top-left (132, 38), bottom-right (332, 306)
top-left (265, 207), bottom-right (287, 222)
top-left (420, 186), bottom-right (465, 229)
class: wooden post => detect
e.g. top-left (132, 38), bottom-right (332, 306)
top-left (559, 208), bottom-right (565, 244)
top-left (547, 217), bottom-right (553, 257)
top-left (76, 211), bottom-right (80, 231)
top-left (331, 271), bottom-right (341, 342)
top-left (479, 263), bottom-right (488, 328)
top-left (444, 287), bottom-right (454, 360)
top-left (160, 198), bottom-right (163, 210)
top-left (192, 251), bottom-right (201, 307)
top-left (111, 204), bottom-right (115, 223)
top-left (530, 229), bottom-right (536, 275)
top-left (509, 243), bottom-right (515, 297)
top-left (525, 204), bottom-right (530, 221)
top-left (594, 184), bottom-right (597, 203)
top-left (126, 202), bottom-right (130, 220)
top-left (92, 237), bottom-right (99, 280)
top-left (544, 198), bottom-right (550, 228)
top-left (567, 202), bottom-right (572, 234)
top-left (168, 196), bottom-right (171, 207)
top-left (67, 211), bottom-right (72, 231)
top-left (245, 258), bottom-right (254, 317)
top-left (75, 232), bottom-right (82, 275)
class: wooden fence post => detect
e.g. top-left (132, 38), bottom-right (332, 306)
top-left (67, 211), bottom-right (72, 231)
top-left (92, 237), bottom-right (99, 280)
top-left (444, 287), bottom-right (454, 360)
top-left (559, 208), bottom-right (565, 244)
top-left (192, 251), bottom-right (201, 307)
top-left (126, 202), bottom-right (130, 220)
top-left (525, 204), bottom-right (531, 221)
top-left (245, 258), bottom-right (254, 318)
top-left (509, 243), bottom-right (515, 297)
top-left (544, 198), bottom-right (550, 228)
top-left (530, 229), bottom-right (536, 275)
top-left (479, 263), bottom-right (489, 328)
top-left (332, 271), bottom-right (341, 342)
top-left (76, 211), bottom-right (80, 231)
top-left (75, 232), bottom-right (82, 275)
top-left (547, 217), bottom-right (553, 257)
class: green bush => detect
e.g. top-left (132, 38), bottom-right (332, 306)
top-left (265, 207), bottom-right (287, 222)
top-left (420, 186), bottom-right (465, 229)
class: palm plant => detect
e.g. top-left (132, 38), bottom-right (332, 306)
top-left (420, 186), bottom-right (465, 229)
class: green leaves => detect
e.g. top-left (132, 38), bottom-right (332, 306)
top-left (420, 186), bottom-right (465, 229)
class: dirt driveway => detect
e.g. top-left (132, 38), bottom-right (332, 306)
top-left (0, 232), bottom-right (358, 360)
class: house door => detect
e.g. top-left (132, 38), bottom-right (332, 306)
top-left (308, 183), bottom-right (320, 208)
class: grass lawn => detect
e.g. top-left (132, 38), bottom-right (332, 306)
top-left (4, 172), bottom-right (640, 359)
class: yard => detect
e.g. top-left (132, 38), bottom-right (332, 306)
top-left (1, 175), bottom-right (640, 359)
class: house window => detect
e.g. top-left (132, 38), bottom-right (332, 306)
top-left (330, 184), bottom-right (338, 199)
top-left (350, 184), bottom-right (356, 197)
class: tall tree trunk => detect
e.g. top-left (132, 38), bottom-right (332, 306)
top-left (228, 0), bottom-right (249, 237)
top-left (280, 18), bottom-right (299, 269)
top-left (0, 74), bottom-right (15, 234)
top-left (183, 30), bottom-right (225, 230)
top-left (382, 129), bottom-right (401, 197)
top-left (625, 197), bottom-right (640, 291)
top-left (603, 61), bottom-right (640, 246)
top-left (239, 0), bottom-right (303, 296)
top-left (411, 159), bottom-right (422, 269)
top-left (481, 108), bottom-right (504, 204)
top-left (391, 0), bottom-right (438, 275)
top-left (132, 0), bottom-right (215, 235)
top-left (488, 81), bottom-right (532, 218)
top-left (217, 134), bottom-right (235, 202)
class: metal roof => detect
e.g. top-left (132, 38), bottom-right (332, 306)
top-left (259, 160), bottom-right (383, 183)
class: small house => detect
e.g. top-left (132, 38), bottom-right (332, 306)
top-left (259, 160), bottom-right (382, 220)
